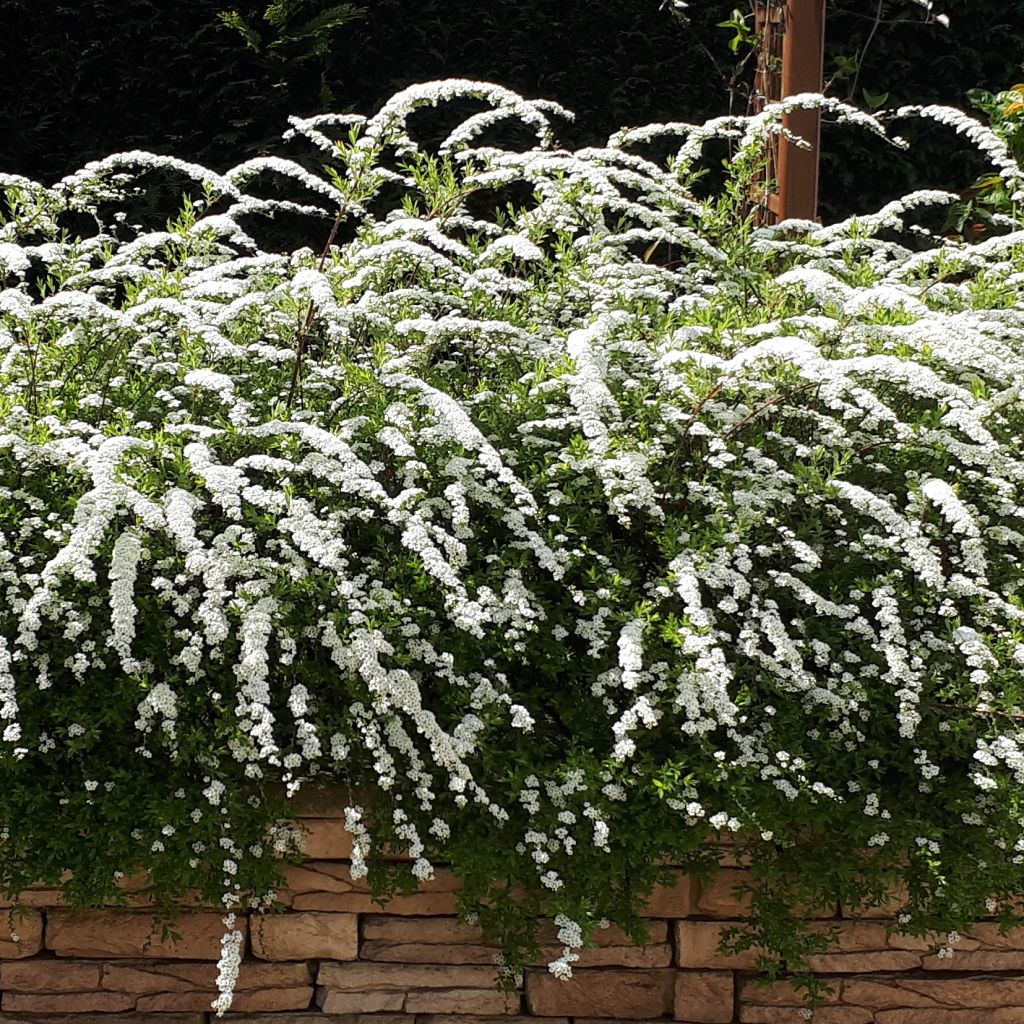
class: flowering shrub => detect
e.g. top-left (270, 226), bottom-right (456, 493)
top-left (3, 81), bottom-right (1024, 1009)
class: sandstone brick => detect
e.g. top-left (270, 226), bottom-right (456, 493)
top-left (922, 950), bottom-right (1024, 970)
top-left (225, 1016), bottom-right (408, 1024)
top-left (0, 1016), bottom-right (202, 1024)
top-left (684, 919), bottom-right (994, 974)
top-left (295, 819), bottom-right (412, 862)
top-left (740, 1009), bottom-right (870, 1024)
top-left (45, 910), bottom-right (240, 958)
top-left (316, 976), bottom-right (521, 1016)
top-left (674, 970), bottom-right (733, 1023)
top-left (359, 939), bottom-right (671, 969)
top-left (676, 921), bottom-right (761, 970)
top-left (2, 993), bottom-right (135, 1013)
top-left (360, 941), bottom-right (498, 965)
top-left (920, 922), bottom-right (1024, 971)
top-left (804, 922), bottom-right (930, 974)
top-left (100, 960), bottom-right (311, 995)
top-left (875, 1012), bottom-right (1024, 1024)
top-left (571, 944), bottom-right (673, 969)
top-left (739, 973), bottom-right (1024, 1021)
top-left (297, 818), bottom-right (355, 859)
top-left (362, 916), bottom-right (667, 948)
top-left (695, 871), bottom-right (835, 919)
top-left (841, 974), bottom-right (1024, 1009)
top-left (0, 909), bottom-right (43, 958)
top-left (136, 988), bottom-right (312, 1013)
top-left (1, 961), bottom-right (103, 991)
top-left (2, 876), bottom-right (211, 911)
top-left (359, 915), bottom-right (495, 962)
top-left (359, 917), bottom-right (669, 968)
top-left (576, 1020), bottom-right (691, 1024)
top-left (525, 968), bottom-right (674, 1019)
top-left (556, 921), bottom-right (670, 968)
top-left (5, 889), bottom-right (66, 908)
top-left (101, 962), bottom-right (215, 995)
top-left (708, 845), bottom-right (749, 869)
top-left (318, 990), bottom-right (406, 1013)
top-left (808, 952), bottom-right (922, 974)
top-left (419, 1017), bottom-right (556, 1024)
top-left (362, 916), bottom-right (483, 944)
top-left (737, 977), bottom-right (848, 1023)
top-left (403, 988), bottom-right (519, 1014)
top-left (283, 863), bottom-right (459, 915)
top-left (737, 977), bottom-right (842, 1008)
top-left (251, 912), bottom-right (358, 961)
top-left (536, 921), bottom-right (671, 966)
top-left (270, 783), bottom-right (352, 816)
top-left (639, 871), bottom-right (691, 917)
top-left (693, 870), bottom-right (753, 917)
top-left (318, 961), bottom-right (499, 991)
top-left (3, 958), bottom-right (313, 1015)
top-left (841, 883), bottom-right (910, 920)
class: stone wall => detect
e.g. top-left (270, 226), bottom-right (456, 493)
top-left (2, 795), bottom-right (1024, 1024)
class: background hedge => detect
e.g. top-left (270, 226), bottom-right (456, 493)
top-left (2, 1), bottom-right (1023, 218)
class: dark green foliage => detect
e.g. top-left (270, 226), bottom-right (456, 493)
top-left (820, 0), bottom-right (1024, 218)
top-left (0, 0), bottom-right (1022, 216)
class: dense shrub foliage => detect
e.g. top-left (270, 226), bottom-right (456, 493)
top-left (3, 82), bottom-right (1024, 1009)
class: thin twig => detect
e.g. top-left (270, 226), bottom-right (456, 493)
top-left (723, 380), bottom-right (819, 441)
top-left (847, 0), bottom-right (885, 102)
top-left (923, 700), bottom-right (1024, 724)
top-left (286, 156), bottom-right (368, 409)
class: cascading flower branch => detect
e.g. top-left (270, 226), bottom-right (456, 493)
top-left (2, 80), bottom-right (1024, 1011)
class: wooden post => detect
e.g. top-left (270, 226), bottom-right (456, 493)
top-left (752, 2), bottom-right (785, 222)
top-left (775, 0), bottom-right (826, 221)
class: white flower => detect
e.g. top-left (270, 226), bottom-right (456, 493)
top-left (211, 914), bottom-right (244, 1015)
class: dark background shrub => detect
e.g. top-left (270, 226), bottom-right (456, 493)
top-left (2, 0), bottom-right (1023, 218)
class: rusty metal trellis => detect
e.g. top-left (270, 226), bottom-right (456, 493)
top-left (753, 0), bottom-right (826, 224)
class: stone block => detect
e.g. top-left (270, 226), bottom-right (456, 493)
top-left (740, 1009), bottom-right (871, 1023)
top-left (0, 1016), bottom-right (202, 1024)
top-left (45, 910), bottom-right (238, 959)
top-left (317, 991), bottom-right (406, 1013)
top-left (676, 921), bottom-right (761, 970)
top-left (1, 961), bottom-right (103, 992)
top-left (297, 818), bottom-right (355, 860)
top-left (738, 973), bottom-right (1024, 1023)
top-left (359, 941), bottom-right (498, 965)
top-left (318, 962), bottom-right (498, 991)
top-left (135, 989), bottom-right (312, 1013)
top-left (2, 994), bottom-right (136, 1014)
top-left (920, 922), bottom-right (1024, 971)
top-left (639, 871), bottom-right (691, 918)
top-left (358, 917), bottom-right (669, 968)
top-left (525, 968), bottom-right (674, 1019)
top-left (283, 863), bottom-right (459, 915)
top-left (3, 958), bottom-right (312, 1015)
top-left (100, 960), bottom-right (310, 995)
top-left (251, 912), bottom-right (358, 961)
top-left (225, 1016), bottom-right (407, 1024)
top-left (362, 916), bottom-right (483, 944)
top-left (842, 974), bottom-right (1024, 1009)
top-left (679, 919), bottom-right (1024, 975)
top-left (403, 988), bottom-right (519, 1014)
top-left (0, 909), bottom-right (43, 958)
top-left (692, 871), bottom-right (753, 917)
top-left (418, 1017), bottom-right (552, 1024)
top-left (674, 970), bottom-right (734, 1023)
top-left (842, 884), bottom-right (910, 920)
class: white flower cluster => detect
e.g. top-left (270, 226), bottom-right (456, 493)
top-left (2, 81), bottom-right (1024, 1006)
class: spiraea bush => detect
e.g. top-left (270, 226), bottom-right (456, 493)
top-left (2, 81), bottom-right (1024, 1010)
